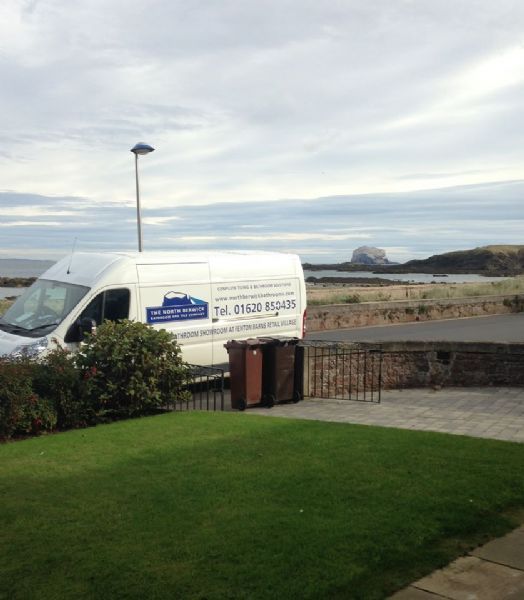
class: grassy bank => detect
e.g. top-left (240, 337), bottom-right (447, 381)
top-left (0, 298), bottom-right (12, 314)
top-left (1, 412), bottom-right (524, 599)
top-left (307, 276), bottom-right (524, 305)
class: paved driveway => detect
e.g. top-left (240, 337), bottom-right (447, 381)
top-left (247, 387), bottom-right (524, 443)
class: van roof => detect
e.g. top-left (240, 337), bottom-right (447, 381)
top-left (109, 250), bottom-right (297, 262)
top-left (41, 250), bottom-right (301, 287)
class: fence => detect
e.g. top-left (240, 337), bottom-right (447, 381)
top-left (300, 341), bottom-right (383, 403)
top-left (175, 341), bottom-right (524, 412)
top-left (175, 364), bottom-right (226, 411)
top-left (177, 343), bottom-right (384, 411)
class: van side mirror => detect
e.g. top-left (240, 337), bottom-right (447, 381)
top-left (80, 318), bottom-right (97, 337)
top-left (65, 321), bottom-right (81, 343)
top-left (64, 318), bottom-right (97, 343)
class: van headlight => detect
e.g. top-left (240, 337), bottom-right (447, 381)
top-left (11, 337), bottom-right (49, 358)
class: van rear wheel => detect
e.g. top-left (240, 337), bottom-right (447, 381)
top-left (237, 398), bottom-right (246, 411)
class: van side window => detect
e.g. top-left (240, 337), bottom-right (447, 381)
top-left (81, 293), bottom-right (103, 325)
top-left (80, 288), bottom-right (130, 326)
top-left (104, 289), bottom-right (130, 321)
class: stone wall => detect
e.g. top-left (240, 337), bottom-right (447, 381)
top-left (379, 341), bottom-right (524, 389)
top-left (307, 294), bottom-right (524, 332)
top-left (304, 341), bottom-right (524, 396)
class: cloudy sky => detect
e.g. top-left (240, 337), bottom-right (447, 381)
top-left (1, 1), bottom-right (523, 262)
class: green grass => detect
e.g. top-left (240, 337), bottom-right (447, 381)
top-left (308, 276), bottom-right (524, 305)
top-left (484, 244), bottom-right (524, 253)
top-left (1, 413), bottom-right (524, 599)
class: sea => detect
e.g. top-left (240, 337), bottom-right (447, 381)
top-left (303, 270), bottom-right (509, 284)
top-left (0, 258), bottom-right (55, 299)
top-left (0, 287), bottom-right (25, 299)
top-left (0, 259), bottom-right (511, 300)
top-left (0, 258), bottom-right (55, 277)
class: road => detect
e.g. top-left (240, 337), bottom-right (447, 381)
top-left (308, 314), bottom-right (524, 343)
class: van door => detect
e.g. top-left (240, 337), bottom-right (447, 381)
top-left (62, 286), bottom-right (135, 350)
top-left (137, 263), bottom-right (213, 366)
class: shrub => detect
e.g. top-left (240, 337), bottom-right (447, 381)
top-left (501, 296), bottom-right (523, 310)
top-left (0, 322), bottom-right (192, 440)
top-left (418, 304), bottom-right (430, 315)
top-left (17, 395), bottom-right (57, 436)
top-left (33, 347), bottom-right (90, 429)
top-left (0, 357), bottom-right (56, 439)
top-left (343, 294), bottom-right (361, 304)
top-left (75, 320), bottom-right (191, 420)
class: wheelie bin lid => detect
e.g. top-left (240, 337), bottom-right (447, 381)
top-left (257, 336), bottom-right (300, 346)
top-left (224, 338), bottom-right (267, 349)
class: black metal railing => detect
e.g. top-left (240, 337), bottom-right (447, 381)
top-left (175, 364), bottom-right (225, 411)
top-left (300, 341), bottom-right (382, 403)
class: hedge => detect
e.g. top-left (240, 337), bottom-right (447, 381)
top-left (0, 321), bottom-right (191, 441)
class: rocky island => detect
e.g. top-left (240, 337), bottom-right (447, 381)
top-left (351, 246), bottom-right (392, 265)
top-left (304, 245), bottom-right (524, 278)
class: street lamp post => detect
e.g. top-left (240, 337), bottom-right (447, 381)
top-left (130, 142), bottom-right (155, 252)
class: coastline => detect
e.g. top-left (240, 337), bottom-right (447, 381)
top-left (0, 277), bottom-right (36, 289)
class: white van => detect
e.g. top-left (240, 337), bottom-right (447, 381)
top-left (0, 251), bottom-right (306, 366)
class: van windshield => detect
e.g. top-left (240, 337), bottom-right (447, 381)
top-left (0, 279), bottom-right (89, 338)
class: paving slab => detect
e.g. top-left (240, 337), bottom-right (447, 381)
top-left (471, 526), bottom-right (524, 570)
top-left (389, 526), bottom-right (524, 600)
top-left (411, 555), bottom-right (524, 600)
top-left (390, 587), bottom-right (439, 599)
top-left (246, 387), bottom-right (524, 442)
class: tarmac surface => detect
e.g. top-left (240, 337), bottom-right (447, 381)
top-left (246, 387), bottom-right (524, 599)
top-left (309, 313), bottom-right (524, 343)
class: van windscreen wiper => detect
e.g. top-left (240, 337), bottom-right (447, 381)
top-left (0, 321), bottom-right (27, 334)
top-left (27, 322), bottom-right (59, 333)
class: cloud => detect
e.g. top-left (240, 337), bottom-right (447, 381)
top-left (0, 1), bottom-right (523, 265)
top-left (0, 220), bottom-right (63, 227)
top-left (0, 1), bottom-right (523, 207)
top-left (0, 180), bottom-right (523, 263)
top-left (141, 216), bottom-right (182, 226)
top-left (0, 207), bottom-right (79, 217)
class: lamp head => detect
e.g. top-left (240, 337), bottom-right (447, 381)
top-left (131, 142), bottom-right (155, 155)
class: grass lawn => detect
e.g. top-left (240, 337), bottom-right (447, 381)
top-left (1, 413), bottom-right (524, 599)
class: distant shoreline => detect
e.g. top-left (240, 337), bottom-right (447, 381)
top-left (0, 277), bottom-right (36, 288)
top-left (302, 262), bottom-right (509, 276)
top-left (306, 276), bottom-right (404, 286)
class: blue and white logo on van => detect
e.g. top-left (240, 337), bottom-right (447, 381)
top-left (146, 292), bottom-right (209, 324)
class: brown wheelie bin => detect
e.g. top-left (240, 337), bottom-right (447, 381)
top-left (225, 339), bottom-right (264, 410)
top-left (260, 337), bottom-right (301, 407)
